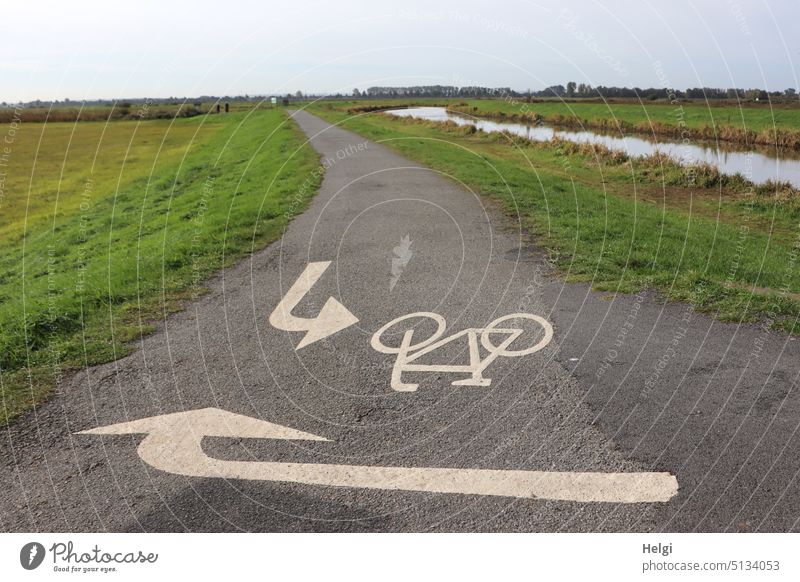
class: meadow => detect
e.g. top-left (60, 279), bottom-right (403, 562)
top-left (445, 99), bottom-right (800, 148)
top-left (309, 101), bottom-right (800, 333)
top-left (330, 97), bottom-right (800, 132)
top-left (0, 108), bottom-right (321, 423)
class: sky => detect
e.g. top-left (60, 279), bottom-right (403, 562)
top-left (2, 0), bottom-right (798, 102)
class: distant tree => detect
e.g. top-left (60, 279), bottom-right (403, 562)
top-left (744, 89), bottom-right (768, 100)
top-left (353, 88), bottom-right (361, 98)
top-left (295, 90), bottom-right (303, 99)
top-left (785, 88), bottom-right (797, 97)
top-left (566, 82), bottom-right (576, 97)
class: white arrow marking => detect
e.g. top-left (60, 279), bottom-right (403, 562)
top-left (268, 261), bottom-right (358, 349)
top-left (78, 408), bottom-right (678, 503)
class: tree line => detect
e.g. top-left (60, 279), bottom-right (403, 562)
top-left (354, 84), bottom-right (798, 101)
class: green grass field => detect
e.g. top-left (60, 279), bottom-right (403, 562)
top-left (443, 99), bottom-right (800, 148)
top-left (446, 98), bottom-right (800, 133)
top-left (309, 102), bottom-right (800, 333)
top-left (0, 108), bottom-right (321, 423)
top-left (324, 97), bottom-right (800, 133)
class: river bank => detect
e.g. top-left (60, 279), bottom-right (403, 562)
top-left (446, 101), bottom-right (800, 151)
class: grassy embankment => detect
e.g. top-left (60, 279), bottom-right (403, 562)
top-left (309, 101), bottom-right (800, 333)
top-left (0, 108), bottom-right (321, 423)
top-left (446, 99), bottom-right (800, 149)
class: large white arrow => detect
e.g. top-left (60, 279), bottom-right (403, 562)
top-left (78, 408), bottom-right (678, 503)
top-left (269, 261), bottom-right (358, 349)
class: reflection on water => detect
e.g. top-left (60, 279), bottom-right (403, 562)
top-left (385, 107), bottom-right (800, 188)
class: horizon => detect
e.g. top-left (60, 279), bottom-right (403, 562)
top-left (4, 82), bottom-right (798, 107)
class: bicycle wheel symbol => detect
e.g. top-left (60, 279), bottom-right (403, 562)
top-left (370, 312), bottom-right (447, 354)
top-left (481, 313), bottom-right (553, 357)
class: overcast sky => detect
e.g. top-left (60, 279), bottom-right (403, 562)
top-left (3, 0), bottom-right (798, 102)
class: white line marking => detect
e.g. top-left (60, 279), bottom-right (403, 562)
top-left (269, 261), bottom-right (358, 349)
top-left (78, 408), bottom-right (678, 503)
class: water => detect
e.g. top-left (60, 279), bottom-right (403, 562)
top-left (385, 107), bottom-right (800, 188)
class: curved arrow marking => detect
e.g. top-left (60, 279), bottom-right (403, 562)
top-left (269, 261), bottom-right (358, 349)
top-left (78, 408), bottom-right (678, 503)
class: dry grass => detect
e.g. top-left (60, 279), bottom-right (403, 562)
top-left (0, 104), bottom-right (209, 124)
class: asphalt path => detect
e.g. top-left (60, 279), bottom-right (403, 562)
top-left (2, 109), bottom-right (799, 532)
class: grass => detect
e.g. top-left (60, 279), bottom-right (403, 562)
top-left (0, 108), bottom-right (321, 424)
top-left (308, 101), bottom-right (800, 333)
top-left (446, 98), bottom-right (800, 133)
top-left (445, 100), bottom-right (800, 149)
top-left (320, 97), bottom-right (800, 147)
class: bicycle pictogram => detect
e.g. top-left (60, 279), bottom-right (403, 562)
top-left (370, 312), bottom-right (554, 391)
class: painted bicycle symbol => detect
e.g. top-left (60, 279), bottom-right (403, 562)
top-left (370, 312), bottom-right (554, 391)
